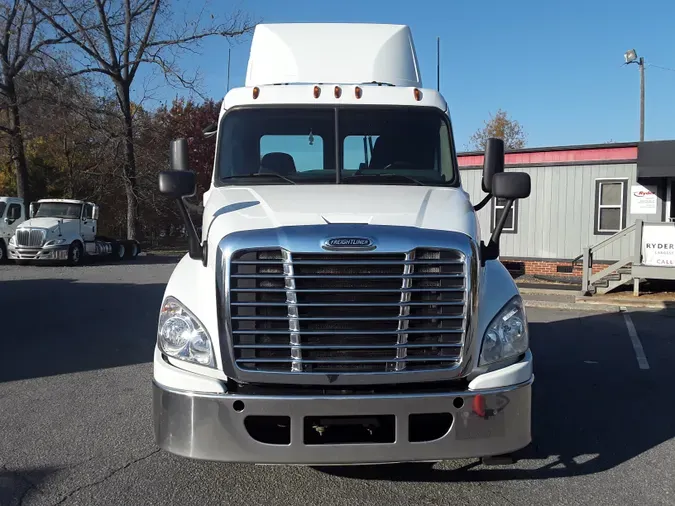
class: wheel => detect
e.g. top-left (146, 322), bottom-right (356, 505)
top-left (123, 240), bottom-right (140, 259)
top-left (67, 241), bottom-right (84, 266)
top-left (112, 241), bottom-right (126, 261)
top-left (0, 240), bottom-right (7, 264)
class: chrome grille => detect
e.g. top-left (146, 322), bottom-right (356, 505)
top-left (15, 229), bottom-right (46, 247)
top-left (228, 248), bottom-right (467, 374)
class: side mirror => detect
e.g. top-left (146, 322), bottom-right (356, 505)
top-left (29, 202), bottom-right (35, 218)
top-left (162, 137), bottom-right (203, 262)
top-left (481, 137), bottom-right (505, 193)
top-left (159, 170), bottom-right (196, 199)
top-left (170, 138), bottom-right (189, 172)
top-left (92, 205), bottom-right (100, 220)
top-left (481, 171), bottom-right (531, 265)
top-left (203, 123), bottom-right (217, 139)
top-left (492, 172), bottom-right (531, 200)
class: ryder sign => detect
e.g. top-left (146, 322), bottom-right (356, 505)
top-left (630, 184), bottom-right (657, 214)
top-left (641, 223), bottom-right (675, 266)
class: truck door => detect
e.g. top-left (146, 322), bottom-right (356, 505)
top-left (5, 203), bottom-right (24, 237)
top-left (81, 203), bottom-right (96, 242)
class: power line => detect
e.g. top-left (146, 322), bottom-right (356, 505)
top-left (646, 63), bottom-right (675, 73)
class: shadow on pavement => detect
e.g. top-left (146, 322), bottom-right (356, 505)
top-left (317, 308), bottom-right (674, 481)
top-left (87, 254), bottom-right (183, 266)
top-left (0, 278), bottom-right (166, 383)
top-left (0, 466), bottom-right (56, 506)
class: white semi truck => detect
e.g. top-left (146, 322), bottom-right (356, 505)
top-left (153, 23), bottom-right (534, 466)
top-left (7, 198), bottom-right (140, 265)
top-left (0, 196), bottom-right (26, 263)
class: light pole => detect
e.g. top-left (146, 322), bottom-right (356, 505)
top-left (624, 48), bottom-right (645, 141)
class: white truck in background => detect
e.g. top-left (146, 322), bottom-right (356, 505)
top-left (0, 196), bottom-right (26, 263)
top-left (7, 198), bottom-right (141, 265)
top-left (152, 23), bottom-right (534, 466)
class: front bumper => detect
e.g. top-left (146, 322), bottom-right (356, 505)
top-left (8, 245), bottom-right (68, 261)
top-left (153, 368), bottom-right (533, 465)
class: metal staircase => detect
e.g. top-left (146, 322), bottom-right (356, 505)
top-left (573, 221), bottom-right (643, 296)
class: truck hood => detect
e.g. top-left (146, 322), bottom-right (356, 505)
top-left (203, 184), bottom-right (480, 243)
top-left (17, 217), bottom-right (66, 230)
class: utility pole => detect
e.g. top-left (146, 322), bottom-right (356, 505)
top-left (227, 47), bottom-right (231, 92)
top-left (624, 49), bottom-right (645, 141)
top-left (436, 37), bottom-right (440, 91)
top-left (639, 56), bottom-right (645, 142)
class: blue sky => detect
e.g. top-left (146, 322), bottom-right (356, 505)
top-left (144, 0), bottom-right (675, 151)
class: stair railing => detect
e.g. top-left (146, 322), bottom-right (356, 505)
top-left (572, 220), bottom-right (643, 295)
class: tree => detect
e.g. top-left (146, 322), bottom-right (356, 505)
top-left (0, 0), bottom-right (69, 204)
top-left (469, 109), bottom-right (526, 151)
top-left (27, 0), bottom-right (254, 240)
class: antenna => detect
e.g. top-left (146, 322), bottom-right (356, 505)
top-left (436, 37), bottom-right (440, 91)
top-left (227, 47), bottom-right (231, 92)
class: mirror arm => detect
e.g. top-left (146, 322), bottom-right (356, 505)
top-left (175, 196), bottom-right (203, 262)
top-left (473, 193), bottom-right (492, 211)
top-left (480, 198), bottom-right (515, 266)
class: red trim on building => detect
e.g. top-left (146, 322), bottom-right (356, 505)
top-left (458, 146), bottom-right (638, 168)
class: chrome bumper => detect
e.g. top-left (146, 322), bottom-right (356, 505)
top-left (153, 377), bottom-right (533, 465)
top-left (8, 245), bottom-right (68, 261)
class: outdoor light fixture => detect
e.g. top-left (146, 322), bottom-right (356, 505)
top-left (624, 49), bottom-right (638, 64)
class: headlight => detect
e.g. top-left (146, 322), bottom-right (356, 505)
top-left (8, 235), bottom-right (15, 246)
top-left (158, 297), bottom-right (214, 367)
top-left (479, 296), bottom-right (528, 366)
top-left (45, 238), bottom-right (66, 246)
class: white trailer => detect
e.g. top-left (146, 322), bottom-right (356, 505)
top-left (152, 23), bottom-right (533, 466)
top-left (7, 198), bottom-right (140, 265)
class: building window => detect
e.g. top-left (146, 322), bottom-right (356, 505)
top-left (491, 197), bottom-right (518, 234)
top-left (594, 179), bottom-right (628, 235)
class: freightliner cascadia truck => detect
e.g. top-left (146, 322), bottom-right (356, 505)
top-left (153, 23), bottom-right (533, 466)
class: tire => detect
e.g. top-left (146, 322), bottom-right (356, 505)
top-left (112, 241), bottom-right (126, 261)
top-left (67, 241), bottom-right (84, 266)
top-left (124, 240), bottom-right (140, 259)
top-left (0, 240), bottom-right (7, 264)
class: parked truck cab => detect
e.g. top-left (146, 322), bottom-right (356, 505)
top-left (7, 198), bottom-right (140, 265)
top-left (153, 23), bottom-right (533, 465)
top-left (0, 196), bottom-right (25, 263)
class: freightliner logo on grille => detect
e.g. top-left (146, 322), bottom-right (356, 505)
top-left (322, 237), bottom-right (376, 250)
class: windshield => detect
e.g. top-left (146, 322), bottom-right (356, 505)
top-left (0, 202), bottom-right (5, 218)
top-left (35, 202), bottom-right (82, 219)
top-left (215, 106), bottom-right (457, 186)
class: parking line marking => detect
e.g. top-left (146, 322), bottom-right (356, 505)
top-left (620, 307), bottom-right (650, 370)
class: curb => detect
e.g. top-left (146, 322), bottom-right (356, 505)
top-left (518, 287), bottom-right (581, 296)
top-left (575, 296), bottom-right (675, 310)
top-left (523, 299), bottom-right (618, 313)
top-left (523, 297), bottom-right (675, 313)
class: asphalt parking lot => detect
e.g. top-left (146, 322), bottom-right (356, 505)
top-left (1, 258), bottom-right (674, 506)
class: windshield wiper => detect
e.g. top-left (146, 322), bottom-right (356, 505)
top-left (343, 173), bottom-right (426, 186)
top-left (221, 173), bottom-right (296, 185)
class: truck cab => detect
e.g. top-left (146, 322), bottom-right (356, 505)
top-left (153, 23), bottom-right (533, 465)
top-left (0, 196), bottom-right (26, 262)
top-left (7, 198), bottom-right (140, 265)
